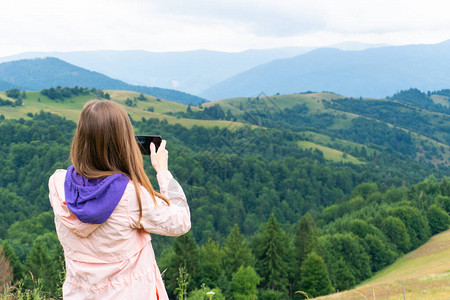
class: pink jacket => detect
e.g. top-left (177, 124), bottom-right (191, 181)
top-left (48, 169), bottom-right (191, 300)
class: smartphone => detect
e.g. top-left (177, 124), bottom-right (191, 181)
top-left (135, 135), bottom-right (162, 155)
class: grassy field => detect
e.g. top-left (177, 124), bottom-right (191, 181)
top-left (314, 229), bottom-right (450, 300)
top-left (297, 141), bottom-right (364, 164)
top-left (204, 93), bottom-right (359, 133)
top-left (0, 90), bottom-right (248, 129)
top-left (302, 131), bottom-right (378, 156)
top-left (431, 94), bottom-right (450, 107)
top-left (204, 92), bottom-right (344, 112)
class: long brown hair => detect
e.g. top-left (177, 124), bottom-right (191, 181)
top-left (70, 99), bottom-right (169, 224)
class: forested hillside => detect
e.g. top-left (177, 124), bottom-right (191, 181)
top-left (0, 88), bottom-right (449, 299)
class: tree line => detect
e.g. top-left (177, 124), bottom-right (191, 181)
top-left (40, 86), bottom-right (109, 101)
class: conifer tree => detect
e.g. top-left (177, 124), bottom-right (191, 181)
top-left (294, 213), bottom-right (318, 280)
top-left (220, 224), bottom-right (254, 299)
top-left (198, 239), bottom-right (222, 288)
top-left (221, 224), bottom-right (254, 276)
top-left (252, 214), bottom-right (291, 295)
top-left (293, 213), bottom-right (319, 296)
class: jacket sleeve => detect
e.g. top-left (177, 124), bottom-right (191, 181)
top-left (128, 170), bottom-right (191, 236)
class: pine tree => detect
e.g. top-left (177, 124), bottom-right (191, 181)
top-left (253, 214), bottom-right (291, 295)
top-left (221, 224), bottom-right (254, 276)
top-left (220, 224), bottom-right (254, 299)
top-left (299, 252), bottom-right (333, 298)
top-left (293, 213), bottom-right (319, 296)
top-left (294, 213), bottom-right (318, 278)
top-left (198, 239), bottom-right (222, 288)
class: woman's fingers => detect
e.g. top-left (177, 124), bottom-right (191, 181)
top-left (150, 142), bottom-right (156, 155)
top-left (150, 140), bottom-right (168, 173)
top-left (159, 140), bottom-right (167, 151)
top-left (150, 140), bottom-right (166, 154)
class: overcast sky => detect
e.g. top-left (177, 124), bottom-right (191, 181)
top-left (1, 0), bottom-right (449, 56)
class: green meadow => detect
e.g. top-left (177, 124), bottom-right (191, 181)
top-left (0, 90), bottom-right (247, 129)
top-left (297, 140), bottom-right (364, 164)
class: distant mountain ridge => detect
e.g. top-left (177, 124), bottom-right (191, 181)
top-left (0, 48), bottom-right (312, 95)
top-left (1, 41), bottom-right (447, 102)
top-left (200, 40), bottom-right (450, 100)
top-left (0, 42), bottom-right (387, 96)
top-left (0, 57), bottom-right (206, 104)
top-left (0, 78), bottom-right (19, 90)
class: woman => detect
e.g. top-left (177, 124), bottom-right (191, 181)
top-left (49, 99), bottom-right (190, 299)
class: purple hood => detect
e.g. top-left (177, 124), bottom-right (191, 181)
top-left (64, 165), bottom-right (129, 224)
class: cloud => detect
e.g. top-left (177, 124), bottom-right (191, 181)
top-left (322, 0), bottom-right (450, 33)
top-left (149, 0), bottom-right (450, 36)
top-left (150, 0), bottom-right (326, 37)
top-left (0, 0), bottom-right (449, 56)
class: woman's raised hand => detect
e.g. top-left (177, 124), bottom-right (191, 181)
top-left (150, 140), bottom-right (168, 174)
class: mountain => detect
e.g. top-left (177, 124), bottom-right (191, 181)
top-left (200, 40), bottom-right (450, 100)
top-left (0, 48), bottom-right (313, 96)
top-left (0, 78), bottom-right (19, 90)
top-left (328, 41), bottom-right (389, 51)
top-left (0, 57), bottom-right (206, 104)
top-left (0, 43), bottom-right (388, 96)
